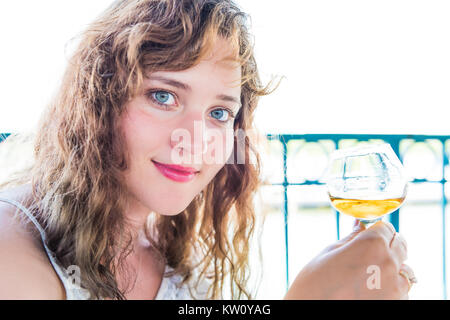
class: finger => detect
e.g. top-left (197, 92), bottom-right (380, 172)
top-left (398, 264), bottom-right (417, 297)
top-left (398, 271), bottom-right (410, 296)
top-left (325, 220), bottom-right (367, 251)
top-left (354, 219), bottom-right (367, 231)
top-left (366, 221), bottom-right (396, 245)
top-left (342, 220), bottom-right (366, 242)
top-left (389, 232), bottom-right (408, 264)
top-left (400, 264), bottom-right (417, 284)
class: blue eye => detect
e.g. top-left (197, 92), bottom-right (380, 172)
top-left (211, 109), bottom-right (233, 123)
top-left (155, 91), bottom-right (170, 103)
top-left (150, 90), bottom-right (176, 106)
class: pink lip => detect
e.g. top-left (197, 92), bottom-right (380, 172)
top-left (152, 161), bottom-right (199, 183)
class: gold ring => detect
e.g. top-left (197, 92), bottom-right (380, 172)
top-left (399, 270), bottom-right (416, 292)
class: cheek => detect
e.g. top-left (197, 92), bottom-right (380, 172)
top-left (224, 130), bottom-right (235, 160)
top-left (203, 128), bottom-right (235, 166)
top-left (121, 107), bottom-right (168, 159)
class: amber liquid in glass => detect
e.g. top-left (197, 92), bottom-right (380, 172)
top-left (329, 196), bottom-right (406, 220)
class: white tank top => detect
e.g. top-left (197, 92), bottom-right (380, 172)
top-left (0, 197), bottom-right (210, 300)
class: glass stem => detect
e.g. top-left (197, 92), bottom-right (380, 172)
top-left (359, 217), bottom-right (382, 227)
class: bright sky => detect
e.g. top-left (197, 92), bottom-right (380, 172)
top-left (1, 0), bottom-right (449, 135)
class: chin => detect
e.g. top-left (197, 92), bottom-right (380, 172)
top-left (152, 202), bottom-right (192, 216)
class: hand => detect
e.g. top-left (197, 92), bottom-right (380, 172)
top-left (284, 220), bottom-right (415, 300)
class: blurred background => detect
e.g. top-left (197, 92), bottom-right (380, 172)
top-left (1, 0), bottom-right (449, 299)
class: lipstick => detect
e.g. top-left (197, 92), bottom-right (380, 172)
top-left (152, 160), bottom-right (199, 183)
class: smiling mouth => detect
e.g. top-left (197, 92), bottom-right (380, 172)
top-left (151, 160), bottom-right (199, 183)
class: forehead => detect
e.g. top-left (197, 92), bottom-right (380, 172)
top-left (149, 39), bottom-right (242, 90)
top-left (202, 36), bottom-right (240, 63)
top-left (188, 36), bottom-right (242, 81)
top-left (204, 38), bottom-right (241, 82)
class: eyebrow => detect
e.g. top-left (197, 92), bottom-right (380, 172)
top-left (148, 76), bottom-right (191, 91)
top-left (147, 75), bottom-right (241, 106)
top-left (216, 94), bottom-right (241, 105)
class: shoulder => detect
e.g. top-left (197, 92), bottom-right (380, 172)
top-left (0, 185), bottom-right (66, 299)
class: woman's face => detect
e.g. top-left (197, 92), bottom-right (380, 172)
top-left (120, 38), bottom-right (241, 217)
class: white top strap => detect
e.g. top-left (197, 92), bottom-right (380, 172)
top-left (0, 197), bottom-right (86, 299)
top-left (0, 197), bottom-right (208, 300)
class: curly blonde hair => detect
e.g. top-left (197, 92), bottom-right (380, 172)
top-left (1, 0), bottom-right (274, 299)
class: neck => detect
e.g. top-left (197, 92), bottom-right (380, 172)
top-left (120, 195), bottom-right (154, 253)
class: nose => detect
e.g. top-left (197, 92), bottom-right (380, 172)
top-left (170, 112), bottom-right (208, 161)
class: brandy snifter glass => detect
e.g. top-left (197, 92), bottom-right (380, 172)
top-left (325, 143), bottom-right (408, 225)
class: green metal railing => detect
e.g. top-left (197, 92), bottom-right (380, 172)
top-left (266, 134), bottom-right (449, 299)
top-left (0, 133), bottom-right (10, 143)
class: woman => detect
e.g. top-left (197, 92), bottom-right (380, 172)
top-left (0, 0), bottom-right (415, 300)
